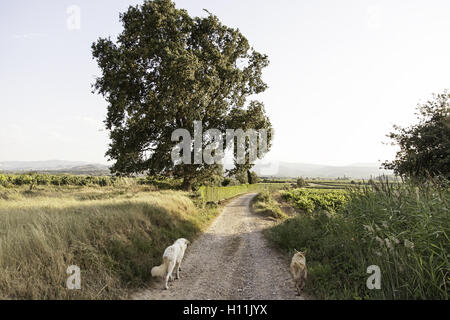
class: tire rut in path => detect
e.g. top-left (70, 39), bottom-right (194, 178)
top-left (132, 193), bottom-right (305, 300)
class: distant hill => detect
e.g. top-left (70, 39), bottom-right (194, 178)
top-left (253, 161), bottom-right (392, 179)
top-left (0, 160), bottom-right (110, 175)
top-left (0, 160), bottom-right (391, 179)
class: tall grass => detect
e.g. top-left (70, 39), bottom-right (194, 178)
top-left (252, 191), bottom-right (287, 220)
top-left (0, 185), bottom-right (218, 299)
top-left (265, 179), bottom-right (449, 299)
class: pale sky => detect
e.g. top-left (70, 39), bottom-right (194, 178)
top-left (1, 0), bottom-right (450, 166)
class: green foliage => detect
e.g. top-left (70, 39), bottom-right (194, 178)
top-left (197, 183), bottom-right (289, 204)
top-left (136, 176), bottom-right (181, 189)
top-left (383, 92), bottom-right (450, 180)
top-left (252, 191), bottom-right (287, 219)
top-left (235, 170), bottom-right (248, 184)
top-left (226, 101), bottom-right (274, 178)
top-left (221, 177), bottom-right (232, 186)
top-left (0, 173), bottom-right (178, 189)
top-left (248, 171), bottom-right (260, 184)
top-left (281, 188), bottom-right (349, 213)
top-left (92, 0), bottom-right (272, 190)
top-left (266, 180), bottom-right (449, 299)
top-left (296, 177), bottom-right (308, 187)
top-left (221, 177), bottom-right (239, 187)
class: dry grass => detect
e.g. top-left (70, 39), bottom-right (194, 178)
top-left (0, 185), bottom-right (219, 299)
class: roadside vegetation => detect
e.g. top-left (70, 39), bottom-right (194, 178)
top-left (0, 179), bottom-right (288, 299)
top-left (264, 93), bottom-right (449, 300)
top-left (281, 188), bottom-right (349, 213)
top-left (252, 190), bottom-right (287, 220)
top-left (265, 179), bottom-right (449, 299)
top-left (0, 184), bottom-right (221, 299)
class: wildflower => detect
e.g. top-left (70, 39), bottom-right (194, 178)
top-left (392, 236), bottom-right (400, 245)
top-left (404, 239), bottom-right (415, 249)
top-left (363, 225), bottom-right (374, 233)
top-left (382, 221), bottom-right (389, 229)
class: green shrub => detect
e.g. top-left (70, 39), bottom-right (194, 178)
top-left (253, 191), bottom-right (287, 219)
top-left (0, 174), bottom-right (7, 187)
top-left (297, 177), bottom-right (308, 187)
top-left (281, 188), bottom-right (349, 213)
top-left (0, 174), bottom-right (184, 189)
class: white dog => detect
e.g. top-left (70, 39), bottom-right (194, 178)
top-left (151, 238), bottom-right (190, 289)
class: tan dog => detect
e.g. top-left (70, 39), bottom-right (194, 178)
top-left (290, 249), bottom-right (307, 295)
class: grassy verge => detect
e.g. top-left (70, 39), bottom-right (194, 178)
top-left (252, 190), bottom-right (287, 220)
top-left (0, 185), bottom-right (219, 299)
top-left (264, 181), bottom-right (449, 299)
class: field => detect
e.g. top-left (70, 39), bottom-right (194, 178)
top-left (1, 172), bottom-right (448, 300)
top-left (0, 173), bottom-right (179, 189)
top-left (0, 175), bottom-right (290, 299)
top-left (281, 188), bottom-right (349, 213)
top-left (262, 180), bottom-right (449, 299)
top-left (0, 183), bottom-right (222, 299)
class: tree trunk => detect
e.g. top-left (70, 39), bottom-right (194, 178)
top-left (182, 178), bottom-right (192, 192)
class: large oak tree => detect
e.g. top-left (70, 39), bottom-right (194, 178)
top-left (92, 0), bottom-right (272, 190)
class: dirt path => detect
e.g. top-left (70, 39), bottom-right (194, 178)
top-left (132, 193), bottom-right (306, 300)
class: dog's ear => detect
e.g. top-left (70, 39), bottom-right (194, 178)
top-left (294, 248), bottom-right (299, 253)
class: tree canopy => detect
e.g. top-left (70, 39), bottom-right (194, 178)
top-left (92, 0), bottom-right (272, 190)
top-left (382, 92), bottom-right (450, 180)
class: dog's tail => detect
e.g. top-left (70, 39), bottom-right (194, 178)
top-left (151, 257), bottom-right (168, 278)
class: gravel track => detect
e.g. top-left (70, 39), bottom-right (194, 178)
top-left (133, 193), bottom-right (305, 300)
